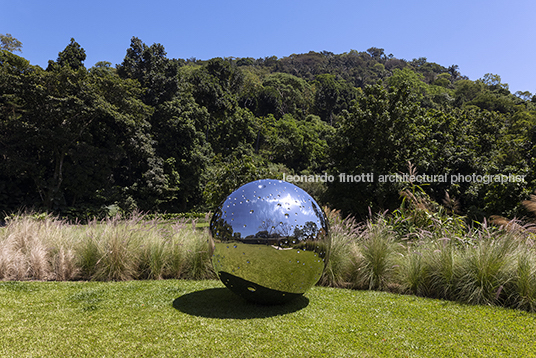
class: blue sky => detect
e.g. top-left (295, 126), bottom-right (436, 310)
top-left (3, 0), bottom-right (535, 94)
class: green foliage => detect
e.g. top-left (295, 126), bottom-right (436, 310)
top-left (202, 152), bottom-right (286, 210)
top-left (1, 42), bottom-right (535, 221)
top-left (0, 33), bottom-right (22, 52)
top-left (387, 68), bottom-right (427, 98)
top-left (329, 82), bottom-right (435, 217)
top-left (259, 114), bottom-right (334, 172)
top-left (117, 37), bottom-right (181, 106)
top-left (0, 46), bottom-right (158, 213)
top-left (190, 57), bottom-right (243, 115)
top-left (151, 94), bottom-right (211, 212)
top-left (260, 72), bottom-right (313, 118)
top-left (49, 38), bottom-right (86, 70)
top-left (313, 74), bottom-right (357, 124)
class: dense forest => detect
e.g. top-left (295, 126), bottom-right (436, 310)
top-left (1, 36), bottom-right (535, 221)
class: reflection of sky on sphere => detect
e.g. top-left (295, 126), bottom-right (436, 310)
top-left (219, 180), bottom-right (323, 239)
top-left (210, 179), bottom-right (330, 303)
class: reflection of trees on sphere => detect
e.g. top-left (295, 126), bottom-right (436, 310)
top-left (209, 179), bottom-right (330, 304)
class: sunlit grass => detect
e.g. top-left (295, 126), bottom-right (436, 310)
top-left (1, 280), bottom-right (535, 357)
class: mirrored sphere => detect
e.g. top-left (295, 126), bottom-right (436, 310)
top-left (209, 179), bottom-right (330, 304)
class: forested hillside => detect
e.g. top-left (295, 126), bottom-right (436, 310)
top-left (1, 37), bottom-right (535, 220)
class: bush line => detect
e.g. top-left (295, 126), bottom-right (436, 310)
top-left (1, 211), bottom-right (535, 312)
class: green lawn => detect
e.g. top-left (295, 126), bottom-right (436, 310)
top-left (1, 280), bottom-right (535, 357)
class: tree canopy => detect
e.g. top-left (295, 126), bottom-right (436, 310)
top-left (1, 37), bottom-right (535, 221)
top-left (0, 33), bottom-right (22, 53)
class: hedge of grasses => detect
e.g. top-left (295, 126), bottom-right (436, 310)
top-left (0, 213), bottom-right (214, 282)
top-left (1, 204), bottom-right (536, 313)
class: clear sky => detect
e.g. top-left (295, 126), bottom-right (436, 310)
top-left (2, 0), bottom-right (535, 94)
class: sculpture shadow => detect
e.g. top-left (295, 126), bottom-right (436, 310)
top-left (172, 288), bottom-right (309, 319)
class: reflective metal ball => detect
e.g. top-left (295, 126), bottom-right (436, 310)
top-left (209, 179), bottom-right (330, 304)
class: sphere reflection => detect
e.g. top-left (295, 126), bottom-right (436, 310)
top-left (210, 179), bottom-right (330, 304)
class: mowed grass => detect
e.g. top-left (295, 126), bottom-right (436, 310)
top-left (1, 280), bottom-right (535, 357)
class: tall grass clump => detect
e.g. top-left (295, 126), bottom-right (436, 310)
top-left (396, 229), bottom-right (463, 300)
top-left (0, 212), bottom-right (214, 282)
top-left (74, 213), bottom-right (215, 281)
top-left (131, 216), bottom-right (213, 280)
top-left (486, 190), bottom-right (536, 310)
top-left (453, 224), bottom-right (518, 306)
top-left (0, 213), bottom-right (79, 280)
top-left (509, 245), bottom-right (536, 311)
top-left (76, 224), bottom-right (101, 279)
top-left (167, 217), bottom-right (214, 280)
top-left (393, 204), bottom-right (532, 308)
top-left (349, 215), bottom-right (399, 291)
top-left (396, 232), bottom-right (433, 297)
top-left (423, 238), bottom-right (460, 300)
top-left (78, 214), bottom-right (143, 281)
top-left (319, 208), bottom-right (361, 287)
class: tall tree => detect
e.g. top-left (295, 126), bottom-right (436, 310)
top-left (190, 58), bottom-right (256, 155)
top-left (117, 37), bottom-right (181, 106)
top-left (0, 33), bottom-right (22, 52)
top-left (47, 38), bottom-right (86, 70)
top-left (314, 74), bottom-right (340, 124)
top-left (366, 47), bottom-right (385, 60)
top-left (150, 93), bottom-right (211, 212)
top-left (0, 47), bottom-right (156, 212)
top-left (260, 72), bottom-right (313, 119)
